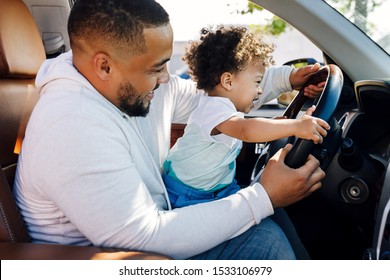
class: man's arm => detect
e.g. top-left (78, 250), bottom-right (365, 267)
top-left (253, 65), bottom-right (293, 110)
top-left (253, 63), bottom-right (325, 110)
top-left (28, 75), bottom-right (324, 260)
top-left (31, 108), bottom-right (272, 260)
top-left (166, 75), bottom-right (202, 124)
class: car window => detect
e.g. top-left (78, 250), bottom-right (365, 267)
top-left (324, 0), bottom-right (390, 55)
top-left (157, 0), bottom-right (323, 75)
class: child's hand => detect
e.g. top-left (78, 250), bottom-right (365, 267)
top-left (295, 105), bottom-right (330, 144)
top-left (290, 63), bottom-right (325, 98)
top-left (304, 81), bottom-right (326, 99)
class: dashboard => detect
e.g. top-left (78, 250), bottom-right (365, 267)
top-left (282, 79), bottom-right (390, 259)
top-left (351, 80), bottom-right (390, 163)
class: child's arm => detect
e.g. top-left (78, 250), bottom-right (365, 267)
top-left (215, 106), bottom-right (330, 144)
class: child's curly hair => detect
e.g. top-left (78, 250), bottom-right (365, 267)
top-left (183, 25), bottom-right (275, 92)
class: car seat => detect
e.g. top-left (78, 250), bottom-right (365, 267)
top-left (0, 0), bottom-right (169, 260)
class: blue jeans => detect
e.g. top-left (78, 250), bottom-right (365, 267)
top-left (163, 173), bottom-right (241, 208)
top-left (188, 218), bottom-right (296, 260)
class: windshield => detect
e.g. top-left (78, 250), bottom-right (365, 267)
top-left (324, 0), bottom-right (390, 55)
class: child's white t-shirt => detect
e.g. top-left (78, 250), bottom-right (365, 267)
top-left (164, 95), bottom-right (244, 191)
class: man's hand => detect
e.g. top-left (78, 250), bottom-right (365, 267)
top-left (260, 144), bottom-right (325, 208)
top-left (289, 63), bottom-right (326, 98)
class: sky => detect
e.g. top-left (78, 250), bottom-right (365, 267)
top-left (156, 0), bottom-right (269, 41)
top-left (156, 0), bottom-right (390, 42)
top-left (367, 1), bottom-right (390, 41)
top-left (156, 0), bottom-right (390, 71)
top-left (155, 0), bottom-right (321, 70)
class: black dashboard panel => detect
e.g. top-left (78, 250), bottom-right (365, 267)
top-left (352, 80), bottom-right (390, 162)
top-left (354, 80), bottom-right (390, 259)
top-left (355, 79), bottom-right (390, 117)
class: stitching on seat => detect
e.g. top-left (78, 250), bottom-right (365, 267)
top-left (0, 200), bottom-right (15, 242)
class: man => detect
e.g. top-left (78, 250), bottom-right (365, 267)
top-left (14, 0), bottom-right (325, 259)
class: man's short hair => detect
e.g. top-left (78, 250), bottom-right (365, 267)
top-left (68, 0), bottom-right (170, 55)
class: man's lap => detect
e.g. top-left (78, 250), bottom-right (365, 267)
top-left (188, 217), bottom-right (296, 260)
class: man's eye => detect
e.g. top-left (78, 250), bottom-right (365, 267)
top-left (148, 68), bottom-right (163, 74)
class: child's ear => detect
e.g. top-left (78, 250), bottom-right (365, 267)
top-left (220, 72), bottom-right (234, 90)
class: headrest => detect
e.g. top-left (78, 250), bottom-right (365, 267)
top-left (0, 0), bottom-right (46, 78)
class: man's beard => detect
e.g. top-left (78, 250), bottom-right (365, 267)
top-left (118, 81), bottom-right (151, 117)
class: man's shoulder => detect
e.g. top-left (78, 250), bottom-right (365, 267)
top-left (30, 84), bottom-right (124, 133)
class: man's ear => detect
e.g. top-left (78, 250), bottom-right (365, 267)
top-left (94, 53), bottom-right (112, 81)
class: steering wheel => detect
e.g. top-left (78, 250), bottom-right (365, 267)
top-left (251, 64), bottom-right (344, 182)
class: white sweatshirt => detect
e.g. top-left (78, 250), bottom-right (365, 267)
top-left (14, 51), bottom-right (293, 259)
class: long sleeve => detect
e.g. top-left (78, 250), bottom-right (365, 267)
top-left (16, 94), bottom-right (274, 259)
top-left (253, 65), bottom-right (294, 110)
top-left (14, 52), bottom-right (277, 260)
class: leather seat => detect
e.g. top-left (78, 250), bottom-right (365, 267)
top-left (0, 0), bottom-right (169, 260)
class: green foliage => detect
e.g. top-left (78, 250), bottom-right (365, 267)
top-left (233, 1), bottom-right (289, 36)
top-left (236, 0), bottom-right (385, 36)
top-left (237, 2), bottom-right (264, 14)
top-left (266, 17), bottom-right (287, 35)
top-left (248, 16), bottom-right (288, 36)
